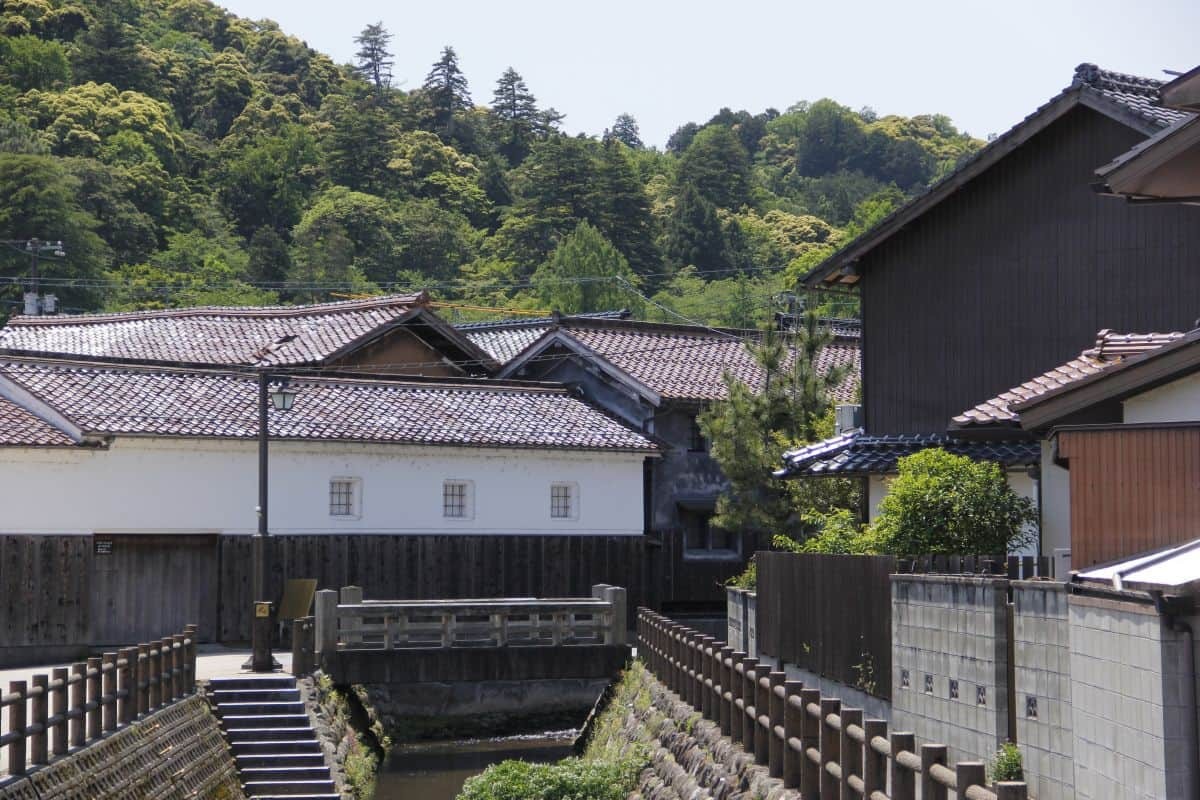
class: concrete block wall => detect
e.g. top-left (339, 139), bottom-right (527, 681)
top-left (1068, 594), bottom-right (1170, 800)
top-left (1013, 580), bottom-right (1074, 800)
top-left (891, 575), bottom-right (1010, 765)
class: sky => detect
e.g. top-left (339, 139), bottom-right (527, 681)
top-left (215, 0), bottom-right (1200, 148)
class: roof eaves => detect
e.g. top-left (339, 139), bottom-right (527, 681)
top-left (497, 329), bottom-right (664, 407)
top-left (0, 370), bottom-right (87, 444)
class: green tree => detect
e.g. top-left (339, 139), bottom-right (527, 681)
top-left (490, 67), bottom-right (539, 165)
top-left (70, 1), bottom-right (156, 95)
top-left (423, 45), bottom-right (471, 140)
top-left (290, 186), bottom-right (400, 285)
top-left (315, 94), bottom-right (394, 195)
top-left (193, 49), bottom-right (256, 139)
top-left (247, 226), bottom-right (291, 284)
top-left (353, 22), bottom-right (394, 101)
top-left (0, 35), bottom-right (70, 92)
top-left (871, 449), bottom-right (1037, 555)
top-left (532, 221), bottom-right (640, 314)
top-left (700, 313), bottom-right (858, 537)
top-left (677, 125), bottom-right (750, 209)
top-left (388, 131), bottom-right (489, 221)
top-left (591, 139), bottom-right (659, 280)
top-left (217, 123), bottom-right (319, 237)
top-left (606, 113), bottom-right (642, 149)
top-left (663, 184), bottom-right (728, 271)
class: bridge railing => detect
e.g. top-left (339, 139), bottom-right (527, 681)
top-left (637, 608), bottom-right (1029, 800)
top-left (315, 584), bottom-right (626, 653)
top-left (1, 625), bottom-right (197, 779)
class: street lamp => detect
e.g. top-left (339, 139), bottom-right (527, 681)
top-left (248, 372), bottom-right (298, 672)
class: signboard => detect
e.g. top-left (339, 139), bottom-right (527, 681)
top-left (255, 602), bottom-right (271, 618)
top-left (94, 536), bottom-right (113, 555)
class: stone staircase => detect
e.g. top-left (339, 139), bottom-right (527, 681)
top-left (210, 675), bottom-right (340, 800)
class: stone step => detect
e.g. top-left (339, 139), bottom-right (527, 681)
top-left (230, 740), bottom-right (322, 755)
top-left (222, 714), bottom-right (311, 729)
top-left (209, 676), bottom-right (297, 691)
top-left (241, 766), bottom-right (331, 782)
top-left (227, 727), bottom-right (317, 743)
top-left (237, 753), bottom-right (327, 769)
top-left (243, 780), bottom-right (336, 796)
top-left (212, 689), bottom-right (301, 704)
top-left (216, 701), bottom-right (306, 716)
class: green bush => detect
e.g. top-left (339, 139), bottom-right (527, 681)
top-left (457, 756), bottom-right (643, 800)
top-left (989, 741), bottom-right (1024, 783)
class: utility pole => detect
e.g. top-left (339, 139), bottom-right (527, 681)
top-left (2, 238), bottom-right (66, 315)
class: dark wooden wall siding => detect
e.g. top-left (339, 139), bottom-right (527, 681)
top-left (863, 106), bottom-right (1200, 435)
top-left (218, 534), bottom-right (650, 642)
top-left (0, 535), bottom-right (90, 656)
top-left (755, 551), bottom-right (895, 700)
top-left (1059, 428), bottom-right (1200, 568)
top-left (656, 530), bottom-right (763, 611)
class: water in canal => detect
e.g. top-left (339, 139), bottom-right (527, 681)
top-left (374, 730), bottom-right (577, 800)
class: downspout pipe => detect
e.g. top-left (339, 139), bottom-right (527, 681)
top-left (1151, 590), bottom-right (1200, 800)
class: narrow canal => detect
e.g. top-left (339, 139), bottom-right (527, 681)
top-left (373, 731), bottom-right (577, 799)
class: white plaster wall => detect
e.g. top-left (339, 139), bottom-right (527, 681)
top-left (1123, 371), bottom-right (1200, 423)
top-left (0, 438), bottom-right (647, 536)
top-left (867, 469), bottom-right (1039, 556)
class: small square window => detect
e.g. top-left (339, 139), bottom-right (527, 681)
top-left (924, 674), bottom-right (934, 694)
top-left (900, 669), bottom-right (910, 689)
top-left (949, 679), bottom-right (959, 700)
top-left (1025, 694), bottom-right (1037, 718)
top-left (977, 686), bottom-right (987, 707)
top-left (551, 483), bottom-right (575, 519)
top-left (329, 478), bottom-right (360, 518)
top-left (443, 480), bottom-right (473, 519)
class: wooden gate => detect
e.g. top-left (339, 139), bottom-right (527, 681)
top-left (90, 534), bottom-right (218, 645)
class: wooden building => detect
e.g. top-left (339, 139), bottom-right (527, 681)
top-left (784, 64), bottom-right (1200, 554)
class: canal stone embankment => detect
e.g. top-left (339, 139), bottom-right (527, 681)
top-left (0, 694), bottom-right (244, 800)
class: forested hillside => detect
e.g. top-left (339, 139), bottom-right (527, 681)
top-left (0, 0), bottom-right (981, 325)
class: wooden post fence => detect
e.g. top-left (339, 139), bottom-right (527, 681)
top-left (636, 608), bottom-right (1027, 800)
top-left (1, 626), bottom-right (198, 779)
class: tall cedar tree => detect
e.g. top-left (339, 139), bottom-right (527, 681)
top-left (606, 113), bottom-right (643, 149)
top-left (700, 312), bottom-right (858, 538)
top-left (532, 221), bottom-right (639, 314)
top-left (423, 46), bottom-right (472, 140)
top-left (353, 22), bottom-right (394, 102)
top-left (663, 184), bottom-right (728, 272)
top-left (677, 125), bottom-right (751, 209)
top-left (592, 139), bottom-right (659, 280)
top-left (491, 67), bottom-right (539, 165)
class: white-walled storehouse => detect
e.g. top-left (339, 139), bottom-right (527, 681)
top-left (0, 360), bottom-right (655, 537)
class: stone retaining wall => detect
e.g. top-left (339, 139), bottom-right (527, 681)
top-left (589, 662), bottom-right (798, 800)
top-left (0, 695), bottom-right (243, 800)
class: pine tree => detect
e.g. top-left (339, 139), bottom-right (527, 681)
top-left (423, 46), bottom-right (472, 139)
top-left (532, 221), bottom-right (639, 314)
top-left (353, 22), bottom-right (394, 101)
top-left (491, 67), bottom-right (539, 164)
top-left (606, 113), bottom-right (643, 149)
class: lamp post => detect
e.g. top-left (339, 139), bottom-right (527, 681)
top-left (248, 372), bottom-right (297, 672)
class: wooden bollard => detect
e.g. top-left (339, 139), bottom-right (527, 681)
top-left (956, 762), bottom-right (987, 800)
top-left (921, 743), bottom-right (948, 800)
top-left (86, 656), bottom-right (101, 740)
top-left (8, 681), bottom-right (26, 776)
top-left (753, 668), bottom-right (771, 765)
top-left (718, 646), bottom-right (733, 735)
top-left (51, 667), bottom-right (68, 756)
top-left (729, 653), bottom-right (745, 744)
top-left (117, 649), bottom-right (134, 725)
top-left (101, 652), bottom-right (117, 732)
top-left (699, 636), bottom-right (713, 719)
top-left (69, 663), bottom-right (85, 746)
top-left (161, 637), bottom-right (175, 703)
top-left (890, 732), bottom-right (916, 800)
top-left (818, 698), bottom-right (841, 800)
top-left (709, 640), bottom-right (725, 723)
top-left (691, 634), bottom-right (704, 712)
top-left (799, 688), bottom-right (822, 799)
top-left (840, 707), bottom-right (863, 797)
top-left (863, 719), bottom-right (888, 796)
top-left (741, 658), bottom-right (758, 755)
top-left (172, 635), bottom-right (186, 698)
top-left (185, 624), bottom-right (198, 692)
top-left (782, 680), bottom-right (803, 788)
top-left (149, 641), bottom-right (162, 709)
top-left (136, 644), bottom-right (149, 716)
top-left (30, 675), bottom-right (47, 765)
top-left (767, 671), bottom-right (786, 777)
top-left (669, 625), bottom-right (682, 695)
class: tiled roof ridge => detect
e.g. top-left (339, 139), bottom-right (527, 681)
top-left (0, 358), bottom-right (569, 395)
top-left (453, 310), bottom-right (630, 331)
top-left (1089, 328), bottom-right (1185, 358)
top-left (1073, 63), bottom-right (1166, 95)
top-left (8, 292), bottom-right (427, 326)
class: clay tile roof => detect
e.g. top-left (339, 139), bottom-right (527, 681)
top-left (1072, 63), bottom-right (1190, 129)
top-left (0, 294), bottom-right (430, 366)
top-left (951, 329), bottom-right (1185, 429)
top-left (0, 396), bottom-right (75, 447)
top-left (457, 311), bottom-right (629, 364)
top-left (776, 431), bottom-right (1039, 478)
top-left (0, 361), bottom-right (656, 452)
top-left (494, 318), bottom-right (861, 404)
